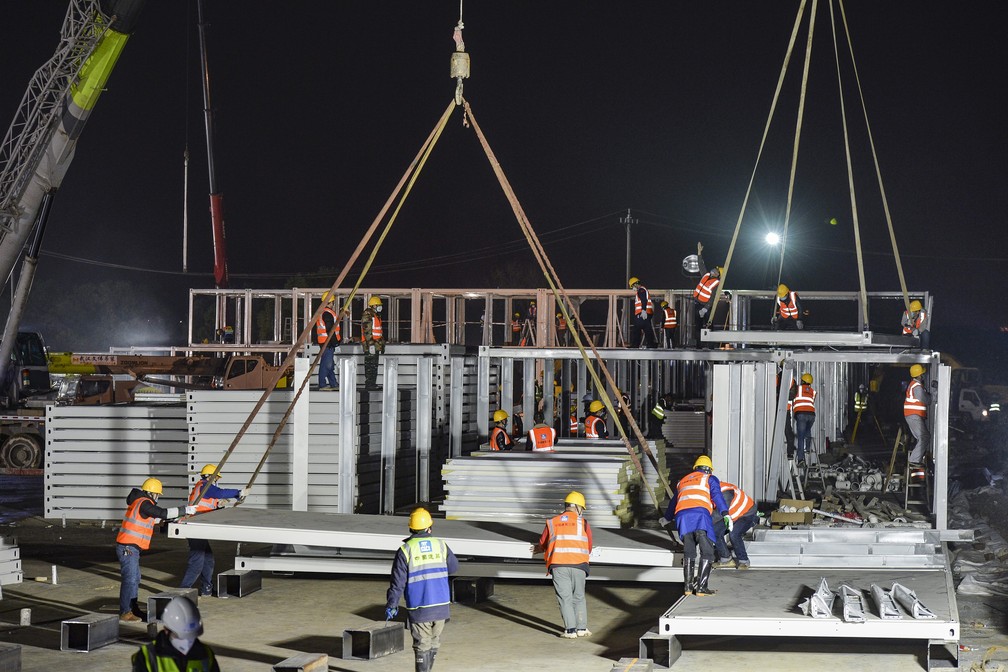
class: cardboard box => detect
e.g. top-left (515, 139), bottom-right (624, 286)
top-left (770, 498), bottom-right (815, 528)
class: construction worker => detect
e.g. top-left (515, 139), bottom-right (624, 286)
top-left (569, 401), bottom-right (580, 436)
top-left (584, 400), bottom-right (609, 439)
top-left (649, 393), bottom-right (671, 440)
top-left (691, 266), bottom-right (721, 348)
top-left (664, 456), bottom-right (730, 596)
top-left (712, 481), bottom-right (757, 570)
top-left (528, 422), bottom-right (557, 451)
top-left (848, 383), bottom-right (869, 440)
top-left (556, 312), bottom-right (570, 346)
top-left (660, 300), bottom-right (677, 348)
top-left (117, 478), bottom-right (196, 622)
top-left (386, 508), bottom-right (458, 672)
top-left (316, 291), bottom-right (341, 390)
top-left (628, 277), bottom-right (655, 348)
top-left (179, 464), bottom-right (245, 597)
top-left (905, 364), bottom-right (931, 465)
top-left (533, 491), bottom-right (593, 638)
top-left (489, 409), bottom-right (514, 451)
top-left (776, 361), bottom-right (798, 458)
top-left (510, 312), bottom-right (521, 345)
top-left (901, 300), bottom-right (930, 350)
top-left (361, 296), bottom-right (385, 390)
top-left (793, 373), bottom-right (817, 466)
top-left (772, 283), bottom-right (804, 330)
top-left (131, 596), bottom-right (220, 672)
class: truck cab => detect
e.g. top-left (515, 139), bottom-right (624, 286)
top-left (957, 386), bottom-right (1000, 427)
top-left (2, 331), bottom-right (52, 409)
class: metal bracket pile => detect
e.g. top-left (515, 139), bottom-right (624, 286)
top-left (891, 582), bottom-right (937, 619)
top-left (869, 583), bottom-right (903, 620)
top-left (799, 577), bottom-right (836, 618)
top-left (838, 584), bottom-right (866, 623)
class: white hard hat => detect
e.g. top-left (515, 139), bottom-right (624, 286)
top-left (161, 596), bottom-right (203, 638)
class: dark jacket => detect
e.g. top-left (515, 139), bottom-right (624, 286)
top-left (132, 630), bottom-right (220, 672)
top-left (119, 488), bottom-right (175, 552)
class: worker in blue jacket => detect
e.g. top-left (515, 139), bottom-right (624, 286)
top-left (386, 508), bottom-right (459, 672)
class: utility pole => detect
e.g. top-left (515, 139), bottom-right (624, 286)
top-left (620, 208), bottom-right (637, 283)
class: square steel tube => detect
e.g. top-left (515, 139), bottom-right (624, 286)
top-left (60, 613), bottom-right (118, 652)
top-left (639, 627), bottom-right (681, 668)
top-left (217, 569), bottom-right (261, 598)
top-left (147, 588), bottom-right (198, 623)
top-left (272, 653), bottom-right (328, 671)
top-left (451, 577), bottom-right (494, 604)
top-left (0, 643), bottom-right (21, 672)
top-left (342, 620), bottom-right (404, 660)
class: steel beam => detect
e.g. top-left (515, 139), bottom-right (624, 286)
top-left (703, 329), bottom-right (911, 348)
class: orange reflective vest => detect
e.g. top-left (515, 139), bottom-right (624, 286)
top-left (662, 306), bottom-right (677, 328)
top-left (792, 384), bottom-right (816, 414)
top-left (777, 292), bottom-right (800, 319)
top-left (569, 414), bottom-right (579, 433)
top-left (692, 273), bottom-right (719, 304)
top-left (511, 319), bottom-right (520, 333)
top-left (720, 481), bottom-right (755, 521)
top-left (543, 512), bottom-right (591, 571)
top-left (362, 313), bottom-right (383, 341)
top-left (674, 471), bottom-right (714, 515)
top-left (904, 380), bottom-right (927, 417)
top-left (584, 415), bottom-right (605, 438)
top-left (316, 307), bottom-right (340, 344)
top-left (188, 480), bottom-right (220, 513)
top-left (634, 286), bottom-right (654, 316)
top-left (528, 425), bottom-right (556, 451)
top-left (902, 310), bottom-right (926, 334)
top-left (489, 427), bottom-right (513, 450)
top-left (557, 316), bottom-right (567, 331)
top-left (116, 496), bottom-right (156, 550)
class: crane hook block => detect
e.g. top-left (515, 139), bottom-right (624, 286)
top-left (450, 51), bottom-right (470, 81)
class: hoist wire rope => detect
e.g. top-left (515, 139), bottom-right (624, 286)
top-left (771, 0), bottom-right (817, 321)
top-left (706, 0), bottom-right (808, 328)
top-left (838, 0), bottom-right (911, 313)
top-left (463, 100), bottom-right (675, 509)
top-left (197, 100), bottom-right (456, 501)
top-left (828, 0), bottom-right (869, 327)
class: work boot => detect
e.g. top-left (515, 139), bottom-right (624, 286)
top-left (429, 648), bottom-right (437, 670)
top-left (683, 558), bottom-right (696, 595)
top-left (715, 556), bottom-right (735, 569)
top-left (695, 559), bottom-right (716, 596)
top-left (414, 650), bottom-right (430, 672)
top-left (119, 612), bottom-right (142, 623)
top-left (129, 598), bottom-right (146, 620)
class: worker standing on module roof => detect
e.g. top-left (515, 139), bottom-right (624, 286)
top-left (316, 291), bottom-right (342, 390)
top-left (179, 464), bottom-right (245, 597)
top-left (584, 400), bottom-right (609, 439)
top-left (712, 480), bottom-right (757, 570)
top-left (131, 596), bottom-right (220, 672)
top-left (793, 373), bottom-right (817, 467)
top-left (117, 478), bottom-right (196, 622)
top-left (629, 277), bottom-right (656, 348)
top-left (361, 296), bottom-right (385, 391)
top-left (528, 422), bottom-right (557, 451)
top-left (664, 456), bottom-right (730, 596)
top-left (660, 299), bottom-right (678, 348)
top-left (556, 312), bottom-right (569, 346)
top-left (691, 266), bottom-right (721, 348)
top-left (901, 300), bottom-right (930, 350)
top-left (386, 508), bottom-right (458, 672)
top-left (772, 284), bottom-right (804, 330)
top-left (533, 491), bottom-right (594, 638)
top-left (904, 364), bottom-right (931, 466)
top-left (489, 409), bottom-right (514, 451)
top-left (510, 312), bottom-right (521, 345)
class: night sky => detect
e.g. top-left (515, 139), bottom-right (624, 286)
top-left (2, 3), bottom-right (1005, 368)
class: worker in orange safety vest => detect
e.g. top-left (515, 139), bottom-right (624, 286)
top-left (660, 300), bottom-right (677, 348)
top-left (533, 491), bottom-right (594, 638)
top-left (489, 409), bottom-right (514, 451)
top-left (792, 373), bottom-right (817, 466)
top-left (316, 291), bottom-right (343, 390)
top-left (772, 284), bottom-right (804, 330)
top-left (179, 464), bottom-right (245, 597)
top-left (628, 277), bottom-right (656, 348)
top-left (901, 300), bottom-right (930, 350)
top-left (691, 264), bottom-right (722, 348)
top-left (556, 313), bottom-right (570, 346)
top-left (527, 423), bottom-right (557, 451)
top-left (583, 400), bottom-right (609, 439)
top-left (712, 481), bottom-right (757, 569)
top-left (904, 364), bottom-right (931, 465)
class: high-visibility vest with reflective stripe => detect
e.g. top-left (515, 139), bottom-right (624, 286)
top-left (189, 479), bottom-right (219, 514)
top-left (116, 496), bottom-right (156, 550)
top-left (651, 403), bottom-right (665, 420)
top-left (557, 316), bottom-right (567, 331)
top-left (489, 427), bottom-right (512, 450)
top-left (402, 536), bottom-right (451, 611)
top-left (528, 425), bottom-right (556, 451)
top-left (854, 392), bottom-right (868, 412)
top-left (902, 309), bottom-right (926, 334)
top-left (675, 471), bottom-right (714, 514)
top-left (692, 273), bottom-right (719, 304)
top-left (511, 319), bottom-right (520, 333)
top-left (370, 315), bottom-right (383, 340)
top-left (792, 384), bottom-right (816, 414)
top-left (316, 307), bottom-right (340, 343)
top-left (134, 644), bottom-right (216, 672)
top-left (904, 380), bottom-right (927, 417)
top-left (662, 306), bottom-right (677, 328)
top-left (634, 286), bottom-right (654, 316)
top-left (584, 415), bottom-right (604, 438)
top-left (777, 292), bottom-right (800, 319)
top-left (720, 481), bottom-right (754, 521)
top-left (543, 512), bottom-right (590, 569)
top-left (569, 414), bottom-right (579, 433)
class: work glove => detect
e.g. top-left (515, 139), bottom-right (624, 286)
top-left (770, 316), bottom-right (778, 326)
top-left (369, 345), bottom-right (376, 355)
top-left (723, 514), bottom-right (733, 532)
top-left (698, 308), bottom-right (708, 318)
top-left (796, 320), bottom-right (804, 330)
top-left (238, 487), bottom-right (249, 500)
top-left (385, 607), bottom-right (398, 621)
top-left (185, 506), bottom-right (198, 517)
top-left (658, 516), bottom-right (671, 529)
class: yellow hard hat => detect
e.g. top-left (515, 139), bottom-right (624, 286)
top-left (554, 383), bottom-right (562, 396)
top-left (321, 291), bottom-right (334, 304)
top-left (777, 284), bottom-right (789, 298)
top-left (910, 364), bottom-right (925, 378)
top-left (141, 477), bottom-right (163, 495)
top-left (910, 300), bottom-right (922, 312)
top-left (493, 409), bottom-right (508, 423)
top-left (660, 300), bottom-right (669, 307)
top-left (564, 491), bottom-right (586, 508)
top-left (628, 277), bottom-right (640, 288)
top-left (514, 312), bottom-right (520, 318)
top-left (801, 372), bottom-right (813, 384)
top-left (199, 464), bottom-right (219, 478)
top-left (693, 455), bottom-right (713, 472)
top-left (712, 266), bottom-right (723, 277)
top-left (529, 300), bottom-right (536, 306)
top-left (588, 400), bottom-right (604, 414)
top-left (367, 296), bottom-right (382, 307)
top-left (408, 507), bottom-right (433, 531)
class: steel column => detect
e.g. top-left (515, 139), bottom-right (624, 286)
top-left (338, 357), bottom-right (357, 513)
top-left (449, 355), bottom-right (463, 457)
top-left (292, 356), bottom-right (310, 511)
top-left (417, 357), bottom-right (433, 501)
top-left (933, 364), bottom-right (950, 529)
top-left (380, 359), bottom-right (399, 514)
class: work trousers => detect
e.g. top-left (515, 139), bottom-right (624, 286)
top-left (906, 414), bottom-right (931, 463)
top-left (794, 412), bottom-right (815, 462)
top-left (116, 543), bottom-right (141, 615)
top-left (713, 511), bottom-right (757, 563)
top-left (631, 316), bottom-right (655, 348)
top-left (682, 529), bottom-right (715, 562)
top-left (318, 345), bottom-right (337, 389)
top-left (551, 565), bottom-right (588, 632)
top-left (691, 303), bottom-right (710, 349)
top-left (180, 538), bottom-right (215, 596)
top-left (662, 327), bottom-right (677, 348)
top-left (409, 619), bottom-right (445, 655)
top-left (784, 411), bottom-right (796, 458)
top-left (364, 352), bottom-right (380, 386)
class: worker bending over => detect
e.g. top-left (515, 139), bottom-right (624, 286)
top-left (901, 300), bottom-right (930, 350)
top-left (534, 491), bottom-right (593, 638)
top-left (712, 480), bottom-right (757, 569)
top-left (772, 284), bottom-right (804, 330)
top-left (180, 464), bottom-right (245, 597)
top-left (665, 456), bottom-right (730, 596)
